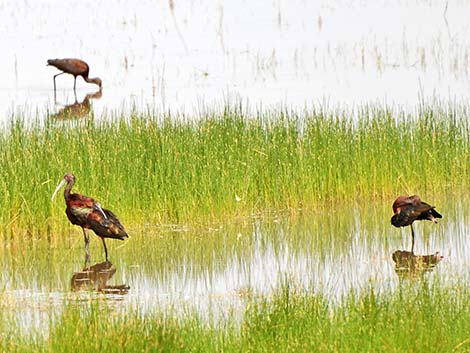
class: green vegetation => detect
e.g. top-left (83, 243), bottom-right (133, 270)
top-left (0, 106), bottom-right (468, 352)
top-left (2, 283), bottom-right (470, 353)
top-left (0, 105), bottom-right (468, 236)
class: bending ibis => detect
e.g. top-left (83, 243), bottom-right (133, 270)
top-left (51, 173), bottom-right (128, 261)
top-left (391, 195), bottom-right (442, 253)
top-left (47, 58), bottom-right (102, 91)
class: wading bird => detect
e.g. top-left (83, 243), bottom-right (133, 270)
top-left (391, 195), bottom-right (442, 254)
top-left (51, 173), bottom-right (128, 261)
top-left (47, 58), bottom-right (102, 91)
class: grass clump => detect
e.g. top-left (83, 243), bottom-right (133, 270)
top-left (242, 284), bottom-right (470, 353)
top-left (2, 283), bottom-right (470, 352)
top-left (0, 105), bottom-right (469, 236)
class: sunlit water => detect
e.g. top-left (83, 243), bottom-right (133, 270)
top-left (1, 0), bottom-right (470, 121)
top-left (2, 0), bottom-right (470, 336)
top-left (2, 199), bottom-right (470, 334)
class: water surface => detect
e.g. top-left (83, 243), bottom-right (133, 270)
top-left (1, 197), bottom-right (469, 333)
top-left (1, 0), bottom-right (470, 121)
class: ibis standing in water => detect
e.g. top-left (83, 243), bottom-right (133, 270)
top-left (391, 195), bottom-right (442, 254)
top-left (51, 173), bottom-right (128, 261)
top-left (47, 58), bottom-right (102, 91)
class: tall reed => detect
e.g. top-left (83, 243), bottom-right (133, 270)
top-left (0, 104), bottom-right (468, 236)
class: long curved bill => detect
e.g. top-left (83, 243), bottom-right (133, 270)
top-left (51, 178), bottom-right (66, 201)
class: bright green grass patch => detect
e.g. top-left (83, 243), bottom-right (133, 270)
top-left (0, 105), bottom-right (469, 236)
top-left (2, 283), bottom-right (470, 353)
top-left (242, 283), bottom-right (470, 353)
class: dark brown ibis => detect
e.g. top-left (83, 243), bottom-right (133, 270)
top-left (391, 195), bottom-right (442, 254)
top-left (47, 58), bottom-right (102, 91)
top-left (51, 173), bottom-right (128, 261)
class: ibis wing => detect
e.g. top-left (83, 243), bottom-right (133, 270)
top-left (88, 208), bottom-right (128, 240)
top-left (47, 58), bottom-right (89, 76)
top-left (418, 201), bottom-right (442, 219)
top-left (415, 204), bottom-right (442, 222)
top-left (409, 204), bottom-right (434, 218)
top-left (69, 206), bottom-right (93, 225)
top-left (430, 208), bottom-right (442, 219)
top-left (391, 204), bottom-right (433, 227)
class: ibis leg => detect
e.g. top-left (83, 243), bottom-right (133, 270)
top-left (73, 76), bottom-right (77, 91)
top-left (410, 224), bottom-right (415, 255)
top-left (83, 228), bottom-right (91, 262)
top-left (101, 237), bottom-right (109, 262)
top-left (53, 72), bottom-right (64, 91)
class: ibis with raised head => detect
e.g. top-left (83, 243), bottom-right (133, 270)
top-left (51, 173), bottom-right (128, 261)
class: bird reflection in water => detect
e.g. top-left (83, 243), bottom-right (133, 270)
top-left (71, 261), bottom-right (129, 294)
top-left (50, 90), bottom-right (102, 120)
top-left (392, 250), bottom-right (443, 278)
top-left (390, 195), bottom-right (443, 278)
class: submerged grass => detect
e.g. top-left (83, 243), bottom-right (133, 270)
top-left (2, 283), bottom-right (470, 353)
top-left (0, 105), bottom-right (469, 236)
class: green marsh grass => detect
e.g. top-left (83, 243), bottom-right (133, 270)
top-left (2, 283), bottom-right (470, 353)
top-left (0, 105), bottom-right (469, 236)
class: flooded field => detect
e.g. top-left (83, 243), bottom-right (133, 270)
top-left (1, 197), bottom-right (469, 335)
top-left (1, 0), bottom-right (470, 121)
top-left (2, 0), bottom-right (470, 350)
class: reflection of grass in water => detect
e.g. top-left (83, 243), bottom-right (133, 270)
top-left (0, 209), bottom-right (357, 288)
top-left (0, 105), bottom-right (468, 236)
top-left (0, 203), bottom-right (388, 299)
top-left (2, 283), bottom-right (470, 352)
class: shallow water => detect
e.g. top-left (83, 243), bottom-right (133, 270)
top-left (2, 197), bottom-right (469, 333)
top-left (2, 0), bottom-right (470, 336)
top-left (1, 0), bottom-right (470, 121)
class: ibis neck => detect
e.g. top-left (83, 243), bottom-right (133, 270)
top-left (64, 179), bottom-right (74, 199)
top-left (84, 77), bottom-right (101, 88)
